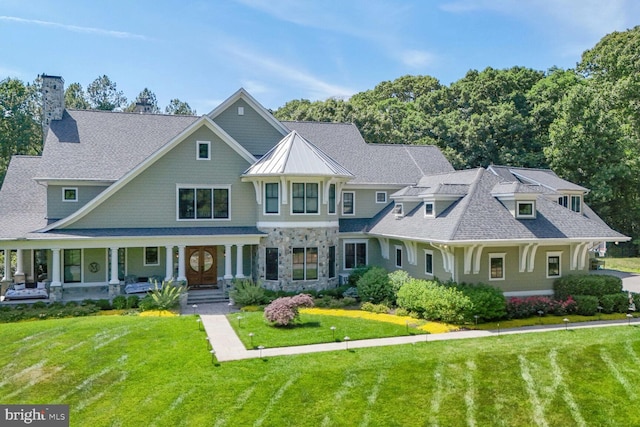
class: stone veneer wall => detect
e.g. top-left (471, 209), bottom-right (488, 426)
top-left (257, 226), bottom-right (339, 292)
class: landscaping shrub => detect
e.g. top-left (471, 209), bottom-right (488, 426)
top-left (396, 278), bottom-right (472, 324)
top-left (388, 270), bottom-right (411, 296)
top-left (150, 280), bottom-right (186, 310)
top-left (0, 303), bottom-right (99, 323)
top-left (554, 274), bottom-right (622, 300)
top-left (65, 301), bottom-right (78, 308)
top-left (264, 293), bottom-right (314, 326)
top-left (321, 285), bottom-right (351, 298)
top-left (357, 266), bottom-right (393, 304)
top-left (95, 299), bottom-right (112, 310)
top-left (112, 295), bottom-right (127, 310)
top-left (126, 295), bottom-right (140, 309)
top-left (313, 296), bottom-right (334, 308)
top-left (230, 279), bottom-right (268, 306)
top-left (32, 301), bottom-right (47, 309)
top-left (340, 297), bottom-right (357, 307)
top-left (505, 296), bottom-right (577, 319)
top-left (599, 293), bottom-right (629, 314)
top-left (138, 295), bottom-right (157, 311)
top-left (360, 301), bottom-right (390, 314)
top-left (348, 265), bottom-right (372, 287)
top-left (395, 307), bottom-right (409, 317)
top-left (455, 282), bottom-right (506, 322)
top-left (573, 295), bottom-right (599, 316)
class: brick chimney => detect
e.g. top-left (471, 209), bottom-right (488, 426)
top-left (40, 74), bottom-right (65, 136)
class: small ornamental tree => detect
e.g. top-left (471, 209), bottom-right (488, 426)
top-left (264, 293), bottom-right (314, 326)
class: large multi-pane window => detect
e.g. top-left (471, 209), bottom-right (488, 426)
top-left (178, 187), bottom-right (229, 219)
top-left (64, 249), bottom-right (81, 283)
top-left (292, 247), bottom-right (318, 280)
top-left (144, 247), bottom-right (159, 266)
top-left (292, 183), bottom-right (319, 214)
top-left (265, 248), bottom-right (278, 280)
top-left (344, 241), bottom-right (367, 269)
top-left (265, 183), bottom-right (279, 214)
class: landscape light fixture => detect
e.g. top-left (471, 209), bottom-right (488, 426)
top-left (237, 315), bottom-right (243, 328)
top-left (249, 332), bottom-right (254, 348)
top-left (563, 318), bottom-right (570, 330)
top-left (210, 349), bottom-right (216, 364)
top-left (330, 326), bottom-right (336, 341)
top-left (192, 304), bottom-right (198, 314)
top-left (627, 313), bottom-right (633, 325)
top-left (258, 345), bottom-right (265, 358)
top-left (197, 318), bottom-right (202, 331)
top-left (344, 336), bottom-right (351, 351)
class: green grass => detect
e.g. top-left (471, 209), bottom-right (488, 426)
top-left (476, 313), bottom-right (631, 330)
top-left (229, 311), bottom-right (425, 348)
top-left (2, 316), bottom-right (640, 426)
top-left (604, 257), bottom-right (640, 273)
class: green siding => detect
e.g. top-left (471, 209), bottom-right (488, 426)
top-left (47, 185), bottom-right (109, 220)
top-left (68, 126), bottom-right (257, 229)
top-left (257, 180), bottom-right (336, 223)
top-left (126, 247), bottom-right (166, 279)
top-left (213, 99), bottom-right (283, 156)
top-left (84, 248), bottom-right (107, 282)
top-left (341, 189), bottom-right (395, 219)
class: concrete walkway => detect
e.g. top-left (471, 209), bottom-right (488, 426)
top-left (195, 302), bottom-right (640, 362)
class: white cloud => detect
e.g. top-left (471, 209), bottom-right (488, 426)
top-left (398, 49), bottom-right (437, 68)
top-left (0, 16), bottom-right (150, 40)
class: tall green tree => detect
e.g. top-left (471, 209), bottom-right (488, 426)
top-left (87, 75), bottom-right (127, 111)
top-left (126, 88), bottom-right (160, 113)
top-left (164, 98), bottom-right (196, 115)
top-left (64, 82), bottom-right (90, 109)
top-left (0, 78), bottom-right (42, 183)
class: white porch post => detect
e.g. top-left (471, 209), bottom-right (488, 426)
top-left (2, 249), bottom-right (12, 282)
top-left (177, 245), bottom-right (186, 281)
top-left (165, 245), bottom-right (174, 281)
top-left (109, 247), bottom-right (120, 285)
top-left (51, 248), bottom-right (61, 287)
top-left (235, 244), bottom-right (245, 278)
top-left (15, 249), bottom-right (24, 276)
top-left (224, 244), bottom-right (233, 279)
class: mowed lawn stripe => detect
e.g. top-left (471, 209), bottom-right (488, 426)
top-left (1, 316), bottom-right (640, 426)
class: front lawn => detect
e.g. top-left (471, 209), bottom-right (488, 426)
top-left (604, 257), bottom-right (640, 273)
top-left (2, 316), bottom-right (640, 426)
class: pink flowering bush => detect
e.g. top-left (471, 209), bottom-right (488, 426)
top-left (506, 295), bottom-right (577, 319)
top-left (264, 293), bottom-right (315, 326)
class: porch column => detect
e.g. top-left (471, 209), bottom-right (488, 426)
top-left (15, 249), bottom-right (24, 276)
top-left (177, 245), bottom-right (186, 282)
top-left (235, 244), bottom-right (245, 278)
top-left (109, 247), bottom-right (120, 285)
top-left (2, 249), bottom-right (12, 282)
top-left (165, 245), bottom-right (174, 282)
top-left (51, 248), bottom-right (61, 287)
top-left (224, 244), bottom-right (233, 279)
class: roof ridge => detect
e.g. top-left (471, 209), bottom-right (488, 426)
top-left (403, 146), bottom-right (426, 177)
top-left (65, 108), bottom-right (199, 118)
top-left (446, 167), bottom-right (486, 240)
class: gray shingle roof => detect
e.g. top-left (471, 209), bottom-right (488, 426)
top-left (367, 168), bottom-right (627, 242)
top-left (243, 130), bottom-right (353, 178)
top-left (0, 156), bottom-right (48, 238)
top-left (39, 109), bottom-right (198, 181)
top-left (282, 121), bottom-right (454, 185)
top-left (489, 165), bottom-right (588, 192)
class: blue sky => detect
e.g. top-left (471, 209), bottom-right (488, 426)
top-left (1, 0), bottom-right (638, 113)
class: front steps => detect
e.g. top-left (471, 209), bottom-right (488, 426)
top-left (187, 288), bottom-right (228, 305)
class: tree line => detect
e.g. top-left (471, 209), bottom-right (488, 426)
top-left (274, 26), bottom-right (640, 255)
top-left (0, 26), bottom-right (638, 253)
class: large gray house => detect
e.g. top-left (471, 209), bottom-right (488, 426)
top-left (0, 75), bottom-right (628, 301)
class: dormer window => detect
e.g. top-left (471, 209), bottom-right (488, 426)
top-left (424, 202), bottom-right (434, 217)
top-left (62, 187), bottom-right (78, 202)
top-left (516, 201), bottom-right (535, 219)
top-left (570, 195), bottom-right (581, 213)
top-left (393, 203), bottom-right (403, 216)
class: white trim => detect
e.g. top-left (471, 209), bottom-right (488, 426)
top-left (144, 246), bottom-right (160, 266)
top-left (264, 182), bottom-right (280, 215)
top-left (377, 237), bottom-right (389, 260)
top-left (257, 220), bottom-right (339, 228)
top-left (489, 253), bottom-right (506, 281)
top-left (175, 184), bottom-right (231, 221)
top-left (395, 245), bottom-right (403, 268)
top-left (41, 116), bottom-right (256, 232)
top-left (342, 191), bottom-right (355, 216)
top-left (62, 187), bottom-right (78, 202)
top-left (570, 195), bottom-right (582, 213)
top-left (393, 202), bottom-right (403, 217)
top-left (375, 191), bottom-right (387, 204)
top-left (237, 106), bottom-right (244, 116)
top-left (343, 239), bottom-right (368, 270)
top-left (196, 140), bottom-right (211, 160)
top-left (424, 249), bottom-right (434, 276)
top-left (516, 201), bottom-right (536, 219)
top-left (546, 251), bottom-right (562, 279)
